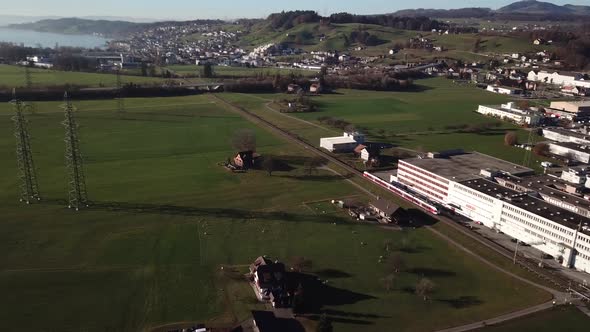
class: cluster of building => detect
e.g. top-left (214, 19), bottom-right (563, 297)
top-left (384, 150), bottom-right (590, 274)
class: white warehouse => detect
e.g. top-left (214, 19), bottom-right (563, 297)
top-left (320, 132), bottom-right (365, 153)
top-left (395, 150), bottom-right (590, 274)
top-left (477, 102), bottom-right (541, 125)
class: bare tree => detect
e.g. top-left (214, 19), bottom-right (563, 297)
top-left (533, 142), bottom-right (550, 156)
top-left (415, 277), bottom-right (435, 301)
top-left (386, 253), bottom-right (406, 274)
top-left (231, 129), bottom-right (257, 152)
top-left (304, 156), bottom-right (327, 176)
top-left (290, 256), bottom-right (312, 272)
top-left (262, 156), bottom-right (277, 176)
top-left (504, 131), bottom-right (518, 146)
top-left (383, 239), bottom-right (393, 252)
top-left (382, 273), bottom-right (396, 292)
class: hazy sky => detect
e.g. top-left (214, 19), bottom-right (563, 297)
top-left (5, 0), bottom-right (590, 20)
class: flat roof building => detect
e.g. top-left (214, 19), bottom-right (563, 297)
top-left (320, 132), bottom-right (365, 153)
top-left (394, 150), bottom-right (590, 274)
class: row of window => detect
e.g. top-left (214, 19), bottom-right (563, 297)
top-left (399, 162), bottom-right (449, 186)
top-left (398, 178), bottom-right (445, 202)
top-left (501, 211), bottom-right (571, 245)
top-left (454, 184), bottom-right (495, 204)
top-left (398, 168), bottom-right (449, 193)
top-left (504, 205), bottom-right (574, 237)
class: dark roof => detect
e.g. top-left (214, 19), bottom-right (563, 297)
top-left (370, 199), bottom-right (400, 216)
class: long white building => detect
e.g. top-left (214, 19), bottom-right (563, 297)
top-left (528, 70), bottom-right (590, 89)
top-left (477, 102), bottom-right (541, 125)
top-left (396, 151), bottom-right (590, 273)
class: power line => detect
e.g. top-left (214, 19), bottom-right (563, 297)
top-left (10, 89), bottom-right (41, 204)
top-left (62, 92), bottom-right (89, 210)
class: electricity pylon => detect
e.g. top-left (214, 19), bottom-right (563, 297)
top-left (11, 90), bottom-right (41, 204)
top-left (24, 66), bottom-right (33, 89)
top-left (62, 92), bottom-right (89, 210)
top-left (116, 69), bottom-right (125, 113)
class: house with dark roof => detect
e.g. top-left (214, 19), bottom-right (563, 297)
top-left (249, 257), bottom-right (291, 308)
top-left (369, 199), bottom-right (407, 224)
top-left (234, 151), bottom-right (259, 170)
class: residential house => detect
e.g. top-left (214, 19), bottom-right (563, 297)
top-left (309, 83), bottom-right (321, 94)
top-left (369, 199), bottom-right (407, 224)
top-left (287, 84), bottom-right (301, 94)
top-left (234, 151), bottom-right (258, 170)
top-left (249, 257), bottom-right (291, 308)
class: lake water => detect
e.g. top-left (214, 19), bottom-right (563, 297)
top-left (0, 28), bottom-right (110, 48)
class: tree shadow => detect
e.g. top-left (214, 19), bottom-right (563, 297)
top-left (408, 267), bottom-right (456, 278)
top-left (293, 272), bottom-right (376, 314)
top-left (278, 174), bottom-right (354, 182)
top-left (315, 269), bottom-right (352, 279)
top-left (438, 296), bottom-right (483, 309)
top-left (86, 201), bottom-right (351, 225)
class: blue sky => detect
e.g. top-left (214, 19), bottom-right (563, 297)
top-left (6, 0), bottom-right (590, 20)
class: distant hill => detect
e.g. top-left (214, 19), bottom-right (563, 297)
top-left (392, 0), bottom-right (590, 19)
top-left (7, 18), bottom-right (144, 37)
top-left (496, 0), bottom-right (573, 14)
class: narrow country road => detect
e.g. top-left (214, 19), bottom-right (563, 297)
top-left (208, 93), bottom-right (587, 331)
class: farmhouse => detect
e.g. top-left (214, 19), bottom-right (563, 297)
top-left (320, 131), bottom-right (365, 153)
top-left (309, 83), bottom-right (321, 94)
top-left (393, 150), bottom-right (590, 274)
top-left (249, 257), bottom-right (291, 308)
top-left (477, 102), bottom-right (541, 125)
top-left (369, 199), bottom-right (407, 224)
top-left (234, 151), bottom-right (259, 170)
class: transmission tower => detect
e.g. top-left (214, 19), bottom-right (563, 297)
top-left (24, 66), bottom-right (33, 89)
top-left (62, 92), bottom-right (89, 210)
top-left (11, 90), bottom-right (41, 204)
top-left (116, 69), bottom-right (125, 113)
top-left (523, 128), bottom-right (535, 168)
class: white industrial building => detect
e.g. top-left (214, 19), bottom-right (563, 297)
top-left (477, 102), bottom-right (541, 125)
top-left (543, 127), bottom-right (590, 146)
top-left (320, 132), bottom-right (365, 153)
top-left (486, 85), bottom-right (523, 95)
top-left (548, 142), bottom-right (590, 164)
top-left (527, 70), bottom-right (590, 88)
top-left (395, 150), bottom-right (590, 274)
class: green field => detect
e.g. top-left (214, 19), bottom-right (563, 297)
top-left (0, 64), bottom-right (163, 88)
top-left (0, 93), bottom-right (552, 331)
top-left (166, 64), bottom-right (318, 78)
top-left (476, 307), bottom-right (590, 332)
top-left (221, 78), bottom-right (545, 167)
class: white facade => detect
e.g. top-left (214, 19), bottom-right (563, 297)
top-left (543, 128), bottom-right (590, 146)
top-left (477, 103), bottom-right (541, 125)
top-left (486, 85), bottom-right (522, 95)
top-left (548, 143), bottom-right (590, 164)
top-left (396, 157), bottom-right (590, 274)
top-left (320, 132), bottom-right (365, 153)
top-left (528, 70), bottom-right (590, 89)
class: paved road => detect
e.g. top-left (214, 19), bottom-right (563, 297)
top-left (209, 94), bottom-right (587, 330)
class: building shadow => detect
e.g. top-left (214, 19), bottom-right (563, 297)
top-left (438, 296), bottom-right (483, 309)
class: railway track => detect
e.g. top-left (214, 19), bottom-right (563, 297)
top-left (210, 93), bottom-right (589, 299)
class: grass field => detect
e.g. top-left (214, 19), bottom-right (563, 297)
top-left (475, 306), bottom-right (590, 332)
top-left (0, 93), bottom-right (553, 331)
top-left (0, 64), bottom-right (163, 88)
top-left (166, 64), bottom-right (318, 78)
top-left (221, 78), bottom-right (545, 167)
